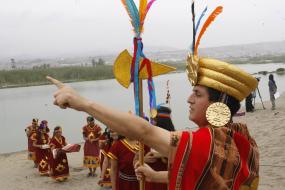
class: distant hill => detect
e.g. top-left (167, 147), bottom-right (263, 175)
top-left (200, 41), bottom-right (285, 59)
top-left (145, 41), bottom-right (285, 62)
top-left (1, 41), bottom-right (285, 69)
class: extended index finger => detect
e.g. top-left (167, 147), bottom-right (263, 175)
top-left (46, 76), bottom-right (64, 89)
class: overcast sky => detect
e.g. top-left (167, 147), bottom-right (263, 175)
top-left (0, 0), bottom-right (284, 59)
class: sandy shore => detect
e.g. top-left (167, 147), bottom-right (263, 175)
top-left (1, 94), bottom-right (285, 190)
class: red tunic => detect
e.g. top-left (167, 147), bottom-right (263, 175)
top-left (49, 136), bottom-right (69, 181)
top-left (168, 123), bottom-right (259, 190)
top-left (108, 139), bottom-right (140, 190)
top-left (31, 132), bottom-right (52, 175)
top-left (26, 125), bottom-right (37, 161)
top-left (98, 134), bottom-right (112, 187)
top-left (82, 124), bottom-right (102, 168)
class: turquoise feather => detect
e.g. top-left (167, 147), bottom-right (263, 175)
top-left (125, 0), bottom-right (140, 35)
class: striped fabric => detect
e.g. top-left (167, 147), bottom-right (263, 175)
top-left (119, 171), bottom-right (138, 182)
top-left (169, 123), bottom-right (259, 190)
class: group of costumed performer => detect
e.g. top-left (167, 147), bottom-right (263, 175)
top-left (46, 0), bottom-right (260, 190)
top-left (123, 104), bottom-right (176, 190)
top-left (97, 104), bottom-right (175, 190)
top-left (26, 119), bottom-right (80, 181)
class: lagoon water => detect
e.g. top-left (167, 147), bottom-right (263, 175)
top-left (0, 63), bottom-right (284, 153)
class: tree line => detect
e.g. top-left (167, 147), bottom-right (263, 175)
top-left (0, 65), bottom-right (114, 88)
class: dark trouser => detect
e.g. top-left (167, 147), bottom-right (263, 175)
top-left (246, 96), bottom-right (254, 112)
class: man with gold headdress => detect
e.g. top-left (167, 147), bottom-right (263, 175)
top-left (46, 3), bottom-right (259, 189)
top-left (47, 53), bottom-right (259, 188)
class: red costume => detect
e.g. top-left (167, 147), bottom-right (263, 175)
top-left (98, 134), bottom-right (112, 187)
top-left (31, 132), bottom-right (52, 175)
top-left (82, 124), bottom-right (101, 168)
top-left (49, 136), bottom-right (69, 181)
top-left (108, 139), bottom-right (140, 190)
top-left (168, 123), bottom-right (259, 190)
top-left (26, 125), bottom-right (38, 161)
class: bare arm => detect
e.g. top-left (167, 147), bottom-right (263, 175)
top-left (33, 141), bottom-right (42, 148)
top-left (150, 171), bottom-right (168, 183)
top-left (47, 76), bottom-right (171, 157)
top-left (100, 156), bottom-right (109, 178)
top-left (135, 162), bottom-right (168, 183)
top-left (110, 159), bottom-right (118, 190)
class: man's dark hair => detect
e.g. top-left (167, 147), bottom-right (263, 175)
top-left (207, 87), bottom-right (241, 116)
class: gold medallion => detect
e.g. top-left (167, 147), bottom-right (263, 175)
top-left (206, 102), bottom-right (231, 127)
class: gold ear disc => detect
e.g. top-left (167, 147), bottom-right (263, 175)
top-left (206, 102), bottom-right (231, 127)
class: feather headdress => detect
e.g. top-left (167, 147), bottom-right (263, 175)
top-left (190, 0), bottom-right (223, 56)
top-left (121, 0), bottom-right (156, 36)
top-left (187, 1), bottom-right (223, 86)
top-left (194, 6), bottom-right (223, 55)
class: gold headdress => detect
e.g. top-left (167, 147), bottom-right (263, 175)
top-left (187, 4), bottom-right (258, 127)
top-left (187, 56), bottom-right (258, 102)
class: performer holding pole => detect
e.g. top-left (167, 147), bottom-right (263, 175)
top-left (113, 1), bottom-right (175, 189)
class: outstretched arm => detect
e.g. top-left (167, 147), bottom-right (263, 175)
top-left (46, 76), bottom-right (171, 156)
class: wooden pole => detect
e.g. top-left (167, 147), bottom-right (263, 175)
top-left (138, 78), bottom-right (145, 190)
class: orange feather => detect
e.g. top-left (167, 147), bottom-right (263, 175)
top-left (194, 6), bottom-right (223, 55)
top-left (139, 0), bottom-right (147, 32)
